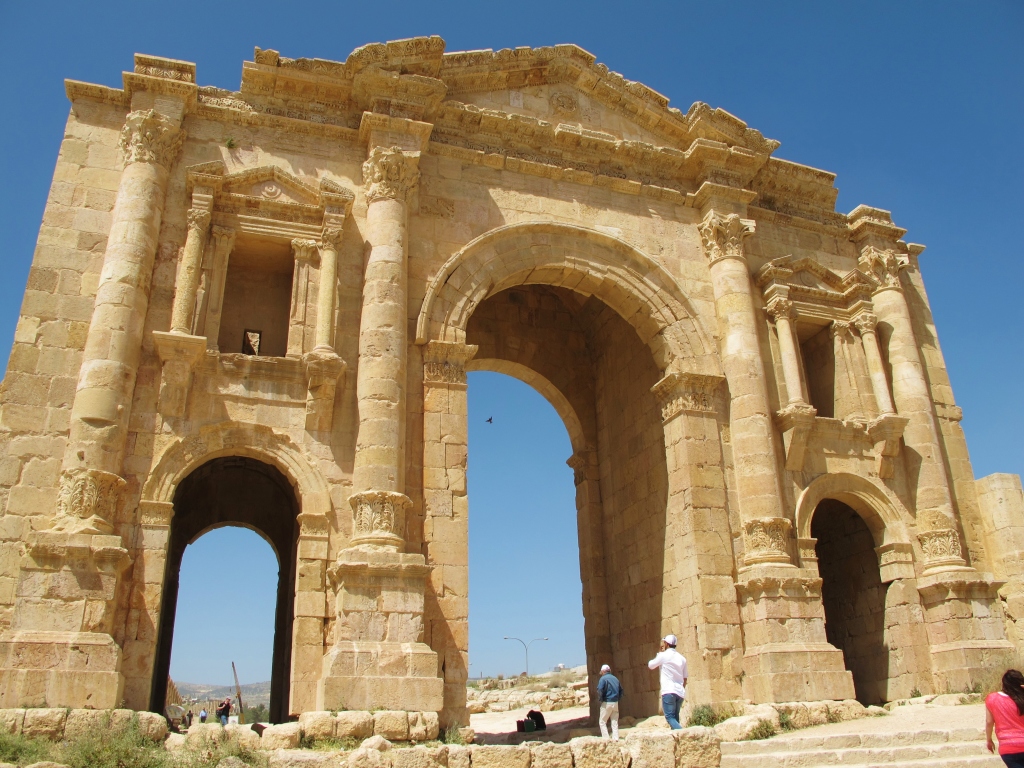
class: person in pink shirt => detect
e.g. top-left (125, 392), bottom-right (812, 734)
top-left (986, 669), bottom-right (1024, 765)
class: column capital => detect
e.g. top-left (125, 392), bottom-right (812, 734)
top-left (765, 296), bottom-right (794, 321)
top-left (830, 319), bottom-right (853, 339)
top-left (362, 146), bottom-right (420, 203)
top-left (743, 517), bottom-right (794, 567)
top-left (291, 238), bottom-right (319, 263)
top-left (651, 372), bottom-right (724, 422)
top-left (858, 244), bottom-right (908, 291)
top-left (210, 225), bottom-right (235, 251)
top-left (186, 208), bottom-right (211, 236)
top-left (698, 210), bottom-right (756, 266)
top-left (321, 226), bottom-right (344, 251)
top-left (349, 490), bottom-right (411, 550)
top-left (565, 449), bottom-right (595, 487)
top-left (918, 527), bottom-right (967, 573)
top-left (423, 340), bottom-right (479, 385)
top-left (853, 312), bottom-right (878, 334)
top-left (118, 109), bottom-right (184, 170)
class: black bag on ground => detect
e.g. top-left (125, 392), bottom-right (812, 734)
top-left (527, 710), bottom-right (546, 731)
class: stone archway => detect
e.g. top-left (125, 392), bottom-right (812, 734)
top-left (135, 422), bottom-right (333, 717)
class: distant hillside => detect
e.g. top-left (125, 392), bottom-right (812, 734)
top-left (174, 680), bottom-right (271, 706)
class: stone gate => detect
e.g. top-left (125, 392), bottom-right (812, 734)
top-left (0, 37), bottom-right (1022, 726)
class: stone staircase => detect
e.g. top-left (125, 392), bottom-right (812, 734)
top-left (720, 724), bottom-right (1002, 768)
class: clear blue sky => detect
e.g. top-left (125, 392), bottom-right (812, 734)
top-left (2, 2), bottom-right (1022, 685)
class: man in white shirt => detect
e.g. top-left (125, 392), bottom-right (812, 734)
top-left (648, 633), bottom-right (687, 729)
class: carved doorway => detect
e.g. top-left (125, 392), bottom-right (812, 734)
top-left (150, 457), bottom-right (299, 723)
top-left (812, 498), bottom-right (889, 705)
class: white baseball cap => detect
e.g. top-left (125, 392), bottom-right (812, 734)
top-left (600, 664), bottom-right (611, 673)
top-left (663, 634), bottom-right (677, 647)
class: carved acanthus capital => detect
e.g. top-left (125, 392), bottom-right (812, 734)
top-left (321, 226), bottom-right (343, 251)
top-left (830, 320), bottom-right (853, 340)
top-left (119, 109), bottom-right (184, 170)
top-left (291, 238), bottom-right (319, 263)
top-left (698, 211), bottom-right (756, 266)
top-left (423, 341), bottom-right (478, 386)
top-left (918, 527), bottom-right (966, 570)
top-left (51, 468), bottom-right (127, 536)
top-left (651, 372), bottom-right (723, 422)
top-left (210, 226), bottom-right (236, 255)
top-left (743, 517), bottom-right (793, 566)
top-left (765, 297), bottom-right (794, 322)
top-left (349, 490), bottom-right (411, 550)
top-left (859, 245), bottom-right (908, 291)
top-left (186, 208), bottom-right (211, 236)
top-left (362, 146), bottom-right (419, 202)
top-left (565, 450), bottom-right (594, 487)
top-left (853, 312), bottom-right (878, 334)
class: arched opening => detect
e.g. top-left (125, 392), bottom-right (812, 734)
top-left (812, 498), bottom-right (889, 705)
top-left (464, 284), bottom-right (669, 719)
top-left (150, 456), bottom-right (300, 723)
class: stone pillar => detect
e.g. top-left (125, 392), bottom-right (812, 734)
top-left (697, 209), bottom-right (790, 557)
top-left (169, 208), bottom-right (211, 334)
top-left (0, 107), bottom-right (184, 709)
top-left (314, 227), bottom-right (340, 352)
top-left (287, 239), bottom-right (319, 358)
top-left (319, 146), bottom-right (442, 714)
top-left (854, 312), bottom-right (896, 416)
top-left (652, 372), bottom-right (744, 706)
top-left (765, 295), bottom-right (816, 471)
top-left (420, 341), bottom-right (476, 726)
top-left (202, 227), bottom-right (235, 352)
top-left (831, 321), bottom-right (867, 423)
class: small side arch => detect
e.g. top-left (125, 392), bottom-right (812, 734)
top-left (141, 421), bottom-right (332, 521)
top-left (795, 472), bottom-right (912, 549)
top-left (415, 221), bottom-right (722, 377)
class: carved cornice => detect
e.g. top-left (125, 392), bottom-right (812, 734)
top-left (651, 372), bottom-right (724, 421)
top-left (423, 341), bottom-right (478, 385)
top-left (698, 211), bottom-right (755, 266)
top-left (363, 146), bottom-right (419, 202)
top-left (51, 468), bottom-right (126, 536)
top-left (119, 109), bottom-right (184, 170)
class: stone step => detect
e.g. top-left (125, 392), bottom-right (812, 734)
top-left (720, 741), bottom-right (995, 768)
top-left (720, 726), bottom-right (985, 756)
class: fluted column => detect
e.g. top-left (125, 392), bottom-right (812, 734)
top-left (314, 227), bottom-right (340, 351)
top-left (58, 109), bottom-right (184, 531)
top-left (350, 146), bottom-right (420, 547)
top-left (766, 297), bottom-right (807, 408)
top-left (169, 208), bottom-right (211, 334)
top-left (853, 312), bottom-right (895, 416)
top-left (698, 210), bottom-right (791, 567)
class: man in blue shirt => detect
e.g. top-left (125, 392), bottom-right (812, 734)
top-left (596, 663), bottom-right (623, 741)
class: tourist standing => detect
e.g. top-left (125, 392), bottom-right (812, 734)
top-left (987, 669), bottom-right (1024, 766)
top-left (217, 697), bottom-right (232, 726)
top-left (648, 634), bottom-right (687, 729)
top-left (185, 710), bottom-right (193, 728)
top-left (596, 664), bottom-right (622, 741)
top-left (199, 708), bottom-right (207, 724)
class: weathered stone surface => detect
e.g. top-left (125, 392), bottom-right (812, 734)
top-left (63, 709), bottom-right (107, 740)
top-left (164, 733), bottom-right (186, 751)
top-left (469, 745), bottom-right (530, 768)
top-left (348, 747), bottom-right (391, 768)
top-left (672, 727), bottom-right (721, 768)
top-left (569, 736), bottom-right (628, 768)
top-left (389, 746), bottom-right (448, 768)
top-left (268, 750), bottom-right (332, 768)
top-left (218, 758), bottom-right (249, 768)
top-left (136, 711), bottom-right (168, 741)
top-left (446, 745), bottom-right (471, 768)
top-left (529, 742), bottom-right (572, 768)
top-left (299, 711), bottom-right (337, 740)
top-left (22, 709), bottom-right (67, 739)
top-left (261, 723), bottom-right (302, 750)
top-left (361, 735), bottom-right (392, 752)
top-left (225, 723), bottom-right (262, 750)
top-left (187, 723), bottom-right (227, 747)
top-left (624, 729), bottom-right (673, 768)
top-left (336, 712), bottom-right (374, 740)
top-left (0, 709), bottom-right (24, 735)
top-left (373, 712), bottom-right (409, 742)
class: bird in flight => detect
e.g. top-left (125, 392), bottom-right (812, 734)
top-left (486, 417), bottom-right (493, 423)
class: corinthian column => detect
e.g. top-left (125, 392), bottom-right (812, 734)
top-left (698, 210), bottom-right (791, 567)
top-left (60, 109), bottom-right (184, 527)
top-left (169, 208), bottom-right (211, 334)
top-left (853, 312), bottom-right (895, 416)
top-left (350, 146), bottom-right (420, 543)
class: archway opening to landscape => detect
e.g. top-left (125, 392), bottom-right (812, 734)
top-left (150, 457), bottom-right (299, 723)
top-left (462, 284), bottom-right (669, 720)
top-left (812, 498), bottom-right (889, 705)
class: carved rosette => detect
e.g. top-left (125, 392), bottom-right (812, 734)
top-left (743, 517), bottom-right (793, 566)
top-left (349, 490), bottom-right (411, 550)
top-left (362, 146), bottom-right (419, 203)
top-left (51, 468), bottom-right (127, 535)
top-left (423, 341), bottom-right (478, 386)
top-left (858, 245), bottom-right (908, 290)
top-left (918, 528), bottom-right (967, 570)
top-left (119, 109), bottom-right (185, 170)
top-left (651, 372), bottom-right (723, 422)
top-left (698, 211), bottom-right (756, 266)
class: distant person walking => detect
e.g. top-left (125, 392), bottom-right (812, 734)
top-left (648, 634), bottom-right (687, 729)
top-left (217, 697), bottom-right (231, 726)
top-left (596, 664), bottom-right (622, 741)
top-left (987, 669), bottom-right (1024, 765)
top-left (199, 708), bottom-right (207, 724)
top-left (185, 710), bottom-right (193, 728)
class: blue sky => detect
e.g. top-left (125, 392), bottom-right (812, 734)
top-left (2, 2), bottom-right (1022, 684)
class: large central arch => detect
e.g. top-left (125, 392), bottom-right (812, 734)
top-left (415, 221), bottom-right (722, 377)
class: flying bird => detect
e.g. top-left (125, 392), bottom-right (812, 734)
top-left (486, 417), bottom-right (493, 423)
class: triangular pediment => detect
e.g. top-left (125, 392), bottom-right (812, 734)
top-left (220, 166), bottom-right (321, 205)
top-left (757, 256), bottom-right (874, 309)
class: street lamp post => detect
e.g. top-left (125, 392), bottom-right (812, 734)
top-left (503, 636), bottom-right (548, 677)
